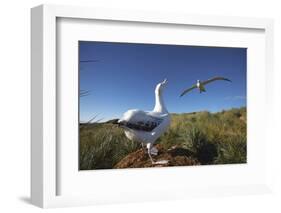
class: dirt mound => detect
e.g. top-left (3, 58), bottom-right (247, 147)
top-left (114, 144), bottom-right (200, 169)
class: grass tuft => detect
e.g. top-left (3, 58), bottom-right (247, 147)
top-left (79, 107), bottom-right (247, 169)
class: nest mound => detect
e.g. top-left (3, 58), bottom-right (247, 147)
top-left (114, 144), bottom-right (200, 169)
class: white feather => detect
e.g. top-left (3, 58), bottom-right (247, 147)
top-left (119, 80), bottom-right (171, 146)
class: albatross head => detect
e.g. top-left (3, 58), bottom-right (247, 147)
top-left (155, 79), bottom-right (168, 94)
top-left (196, 80), bottom-right (201, 87)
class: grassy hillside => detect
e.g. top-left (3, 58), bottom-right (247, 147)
top-left (79, 107), bottom-right (246, 170)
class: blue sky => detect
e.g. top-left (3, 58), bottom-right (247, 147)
top-left (79, 41), bottom-right (246, 122)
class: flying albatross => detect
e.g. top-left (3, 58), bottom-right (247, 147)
top-left (180, 76), bottom-right (231, 97)
top-left (117, 79), bottom-right (171, 164)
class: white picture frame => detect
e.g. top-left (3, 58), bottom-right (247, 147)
top-left (31, 4), bottom-right (274, 208)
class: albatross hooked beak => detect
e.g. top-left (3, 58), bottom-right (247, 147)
top-left (162, 79), bottom-right (168, 85)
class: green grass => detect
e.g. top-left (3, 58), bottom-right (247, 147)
top-left (79, 107), bottom-right (247, 170)
top-left (79, 123), bottom-right (140, 170)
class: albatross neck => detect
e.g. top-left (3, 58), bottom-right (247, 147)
top-left (153, 90), bottom-right (168, 113)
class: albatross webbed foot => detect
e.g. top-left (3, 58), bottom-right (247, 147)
top-left (153, 160), bottom-right (169, 165)
top-left (147, 143), bottom-right (156, 164)
top-left (147, 143), bottom-right (169, 165)
top-left (150, 147), bottom-right (158, 156)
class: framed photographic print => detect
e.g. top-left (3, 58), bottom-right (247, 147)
top-left (31, 4), bottom-right (274, 208)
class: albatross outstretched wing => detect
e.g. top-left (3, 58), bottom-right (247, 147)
top-left (180, 84), bottom-right (197, 97)
top-left (202, 76), bottom-right (231, 85)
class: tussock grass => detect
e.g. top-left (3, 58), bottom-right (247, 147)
top-left (79, 107), bottom-right (247, 170)
top-left (159, 107), bottom-right (247, 164)
top-left (79, 123), bottom-right (140, 170)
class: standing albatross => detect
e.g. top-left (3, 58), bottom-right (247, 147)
top-left (180, 76), bottom-right (231, 97)
top-left (118, 79), bottom-right (171, 164)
